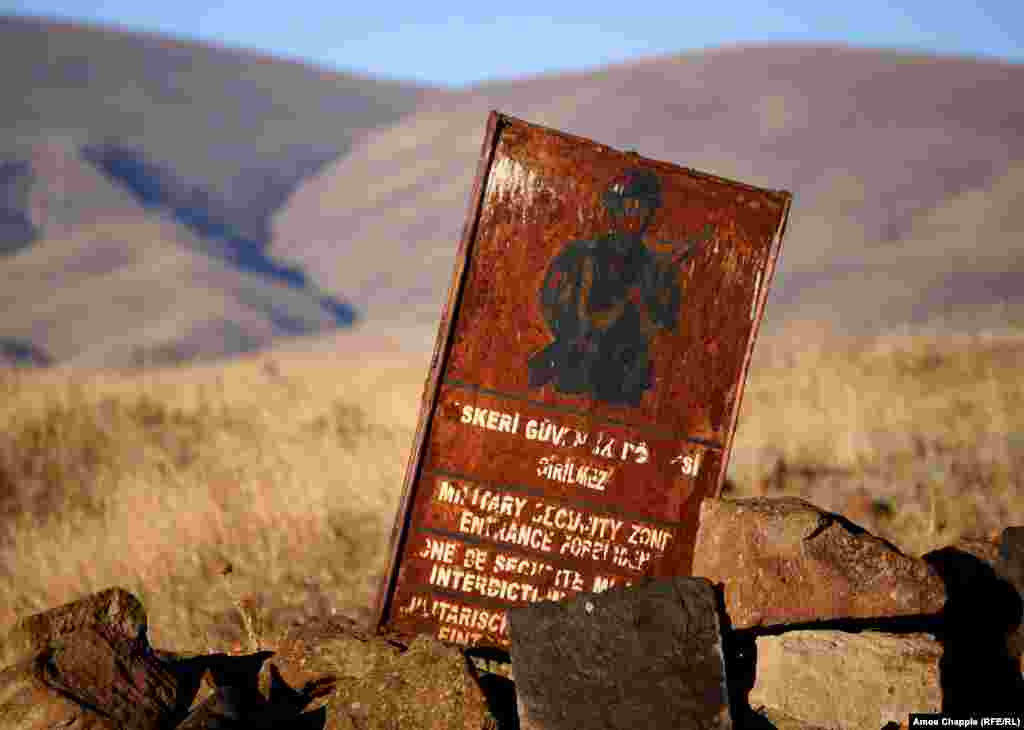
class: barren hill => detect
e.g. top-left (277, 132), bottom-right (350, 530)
top-left (0, 141), bottom-right (356, 367)
top-left (0, 15), bottom-right (434, 366)
top-left (274, 45), bottom-right (1024, 341)
top-left (2, 18), bottom-right (1022, 367)
top-left (0, 14), bottom-right (434, 242)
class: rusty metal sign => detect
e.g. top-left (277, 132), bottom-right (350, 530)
top-left (374, 111), bottom-right (792, 649)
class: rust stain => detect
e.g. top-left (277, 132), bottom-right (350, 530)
top-left (374, 112), bottom-right (792, 649)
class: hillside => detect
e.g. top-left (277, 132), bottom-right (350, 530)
top-left (2, 18), bottom-right (1022, 366)
top-left (274, 45), bottom-right (1024, 339)
top-left (0, 15), bottom-right (435, 366)
top-left (0, 14), bottom-right (434, 242)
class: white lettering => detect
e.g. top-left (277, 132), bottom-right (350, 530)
top-left (459, 406), bottom-right (522, 434)
top-left (458, 509), bottom-right (555, 552)
top-left (627, 524), bottom-right (673, 551)
top-left (428, 564), bottom-right (541, 603)
top-left (536, 454), bottom-right (611, 491)
top-left (418, 537), bottom-right (457, 564)
top-left (493, 553), bottom-right (555, 577)
top-left (592, 575), bottom-right (618, 593)
top-left (436, 480), bottom-right (464, 505)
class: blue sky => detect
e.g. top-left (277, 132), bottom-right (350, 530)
top-left (5, 0), bottom-right (1023, 86)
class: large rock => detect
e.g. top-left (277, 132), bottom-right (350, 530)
top-left (508, 577), bottom-right (731, 730)
top-left (0, 587), bottom-right (148, 670)
top-left (1, 590), bottom-right (495, 730)
top-left (39, 624), bottom-right (179, 727)
top-left (0, 587), bottom-right (183, 730)
top-left (252, 615), bottom-right (495, 730)
top-left (749, 630), bottom-right (942, 730)
top-left (0, 626), bottom-right (181, 730)
top-left (0, 657), bottom-right (119, 730)
top-left (693, 497), bottom-right (946, 629)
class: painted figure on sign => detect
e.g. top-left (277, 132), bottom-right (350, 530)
top-left (528, 168), bottom-right (712, 406)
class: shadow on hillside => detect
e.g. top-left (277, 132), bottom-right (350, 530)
top-left (0, 161), bottom-right (35, 256)
top-left (81, 143), bottom-right (356, 330)
top-left (0, 337), bottom-right (53, 367)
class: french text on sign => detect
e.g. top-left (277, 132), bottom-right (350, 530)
top-left (428, 563), bottom-right (566, 603)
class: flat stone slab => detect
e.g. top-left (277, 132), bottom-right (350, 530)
top-left (750, 630), bottom-right (942, 730)
top-left (509, 577), bottom-right (731, 730)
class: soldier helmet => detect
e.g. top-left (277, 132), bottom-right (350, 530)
top-left (602, 168), bottom-right (662, 216)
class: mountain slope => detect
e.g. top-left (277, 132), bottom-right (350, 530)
top-left (0, 142), bottom-right (351, 367)
top-left (272, 45), bottom-right (1024, 338)
top-left (0, 15), bottom-right (437, 367)
top-left (0, 14), bottom-right (435, 242)
top-left (3, 26), bottom-right (1023, 368)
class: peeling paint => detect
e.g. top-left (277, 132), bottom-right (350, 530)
top-left (375, 112), bottom-right (793, 651)
top-left (486, 155), bottom-right (557, 226)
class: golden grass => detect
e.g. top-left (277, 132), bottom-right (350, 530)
top-left (731, 320), bottom-right (1024, 557)
top-left (1, 323), bottom-right (1021, 655)
top-left (0, 351), bottom-right (425, 655)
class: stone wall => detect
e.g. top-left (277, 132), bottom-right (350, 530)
top-left (2, 497), bottom-right (1021, 729)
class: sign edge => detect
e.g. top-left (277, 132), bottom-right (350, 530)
top-left (372, 110), bottom-right (507, 637)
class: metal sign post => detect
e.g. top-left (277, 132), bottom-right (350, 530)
top-left (374, 111), bottom-right (792, 649)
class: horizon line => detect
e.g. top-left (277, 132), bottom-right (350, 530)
top-left (4, 10), bottom-right (1022, 91)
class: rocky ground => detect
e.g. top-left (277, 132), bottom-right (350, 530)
top-left (2, 496), bottom-right (1021, 729)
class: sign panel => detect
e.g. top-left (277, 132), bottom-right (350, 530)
top-left (375, 112), bottom-right (792, 649)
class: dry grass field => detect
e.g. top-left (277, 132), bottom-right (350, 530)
top-left (1, 323), bottom-right (1021, 657)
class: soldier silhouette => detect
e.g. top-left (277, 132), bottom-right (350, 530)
top-left (528, 168), bottom-right (709, 406)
